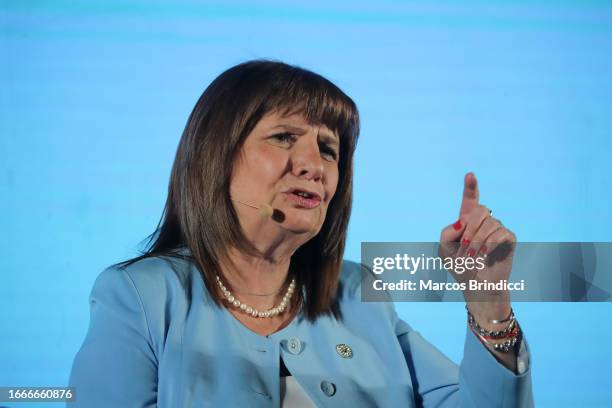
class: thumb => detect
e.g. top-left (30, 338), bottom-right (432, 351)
top-left (459, 172), bottom-right (479, 219)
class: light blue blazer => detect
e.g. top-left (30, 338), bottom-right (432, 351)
top-left (68, 253), bottom-right (534, 407)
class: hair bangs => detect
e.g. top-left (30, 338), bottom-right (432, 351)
top-left (261, 69), bottom-right (359, 148)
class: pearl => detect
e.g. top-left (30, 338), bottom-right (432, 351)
top-left (215, 276), bottom-right (296, 319)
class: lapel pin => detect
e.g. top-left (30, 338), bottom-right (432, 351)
top-left (336, 343), bottom-right (353, 358)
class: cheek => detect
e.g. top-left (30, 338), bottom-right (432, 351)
top-left (325, 167), bottom-right (340, 202)
top-left (241, 145), bottom-right (287, 183)
top-left (255, 148), bottom-right (287, 181)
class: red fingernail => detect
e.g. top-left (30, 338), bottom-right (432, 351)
top-left (452, 220), bottom-right (462, 231)
top-left (480, 245), bottom-right (488, 255)
top-left (467, 248), bottom-right (476, 257)
top-left (461, 238), bottom-right (470, 247)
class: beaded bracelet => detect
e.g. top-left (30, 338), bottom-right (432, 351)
top-left (480, 324), bottom-right (520, 340)
top-left (466, 307), bottom-right (522, 353)
top-left (467, 310), bottom-right (516, 339)
top-left (492, 331), bottom-right (521, 353)
top-left (468, 317), bottom-right (522, 352)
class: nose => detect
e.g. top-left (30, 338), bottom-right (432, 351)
top-left (290, 135), bottom-right (324, 182)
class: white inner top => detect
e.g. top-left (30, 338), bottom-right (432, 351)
top-left (280, 376), bottom-right (317, 407)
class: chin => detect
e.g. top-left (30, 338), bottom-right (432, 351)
top-left (280, 210), bottom-right (322, 235)
top-left (280, 221), bottom-right (319, 236)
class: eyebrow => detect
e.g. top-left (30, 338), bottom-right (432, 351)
top-left (273, 124), bottom-right (339, 145)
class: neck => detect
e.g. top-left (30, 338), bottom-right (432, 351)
top-left (220, 243), bottom-right (296, 311)
top-left (221, 204), bottom-right (311, 312)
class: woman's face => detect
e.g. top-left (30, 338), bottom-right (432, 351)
top-left (230, 111), bottom-right (340, 240)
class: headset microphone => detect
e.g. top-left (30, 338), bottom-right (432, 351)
top-left (231, 199), bottom-right (274, 219)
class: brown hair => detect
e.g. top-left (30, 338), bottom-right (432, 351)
top-left (115, 59), bottom-right (360, 321)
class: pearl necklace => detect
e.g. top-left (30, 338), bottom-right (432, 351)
top-left (215, 275), bottom-right (296, 318)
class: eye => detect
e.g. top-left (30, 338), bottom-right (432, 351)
top-left (320, 143), bottom-right (339, 161)
top-left (270, 132), bottom-right (297, 144)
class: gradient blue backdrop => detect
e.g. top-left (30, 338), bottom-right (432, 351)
top-left (2, 1), bottom-right (612, 407)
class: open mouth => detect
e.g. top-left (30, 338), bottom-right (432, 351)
top-left (284, 189), bottom-right (322, 209)
top-left (294, 191), bottom-right (315, 199)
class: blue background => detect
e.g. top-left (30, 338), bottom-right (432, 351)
top-left (2, 1), bottom-right (612, 406)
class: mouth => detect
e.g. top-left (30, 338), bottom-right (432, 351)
top-left (282, 188), bottom-right (323, 209)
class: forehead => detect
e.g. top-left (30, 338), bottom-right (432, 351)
top-left (256, 111), bottom-right (337, 138)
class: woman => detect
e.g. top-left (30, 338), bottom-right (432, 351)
top-left (68, 60), bottom-right (533, 407)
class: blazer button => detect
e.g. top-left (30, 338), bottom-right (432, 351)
top-left (287, 337), bottom-right (302, 355)
top-left (320, 380), bottom-right (336, 397)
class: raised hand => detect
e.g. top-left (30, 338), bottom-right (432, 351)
top-left (439, 172), bottom-right (516, 315)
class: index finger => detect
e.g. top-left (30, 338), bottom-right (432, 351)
top-left (459, 172), bottom-right (480, 218)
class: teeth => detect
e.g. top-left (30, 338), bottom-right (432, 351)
top-left (296, 191), bottom-right (311, 198)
